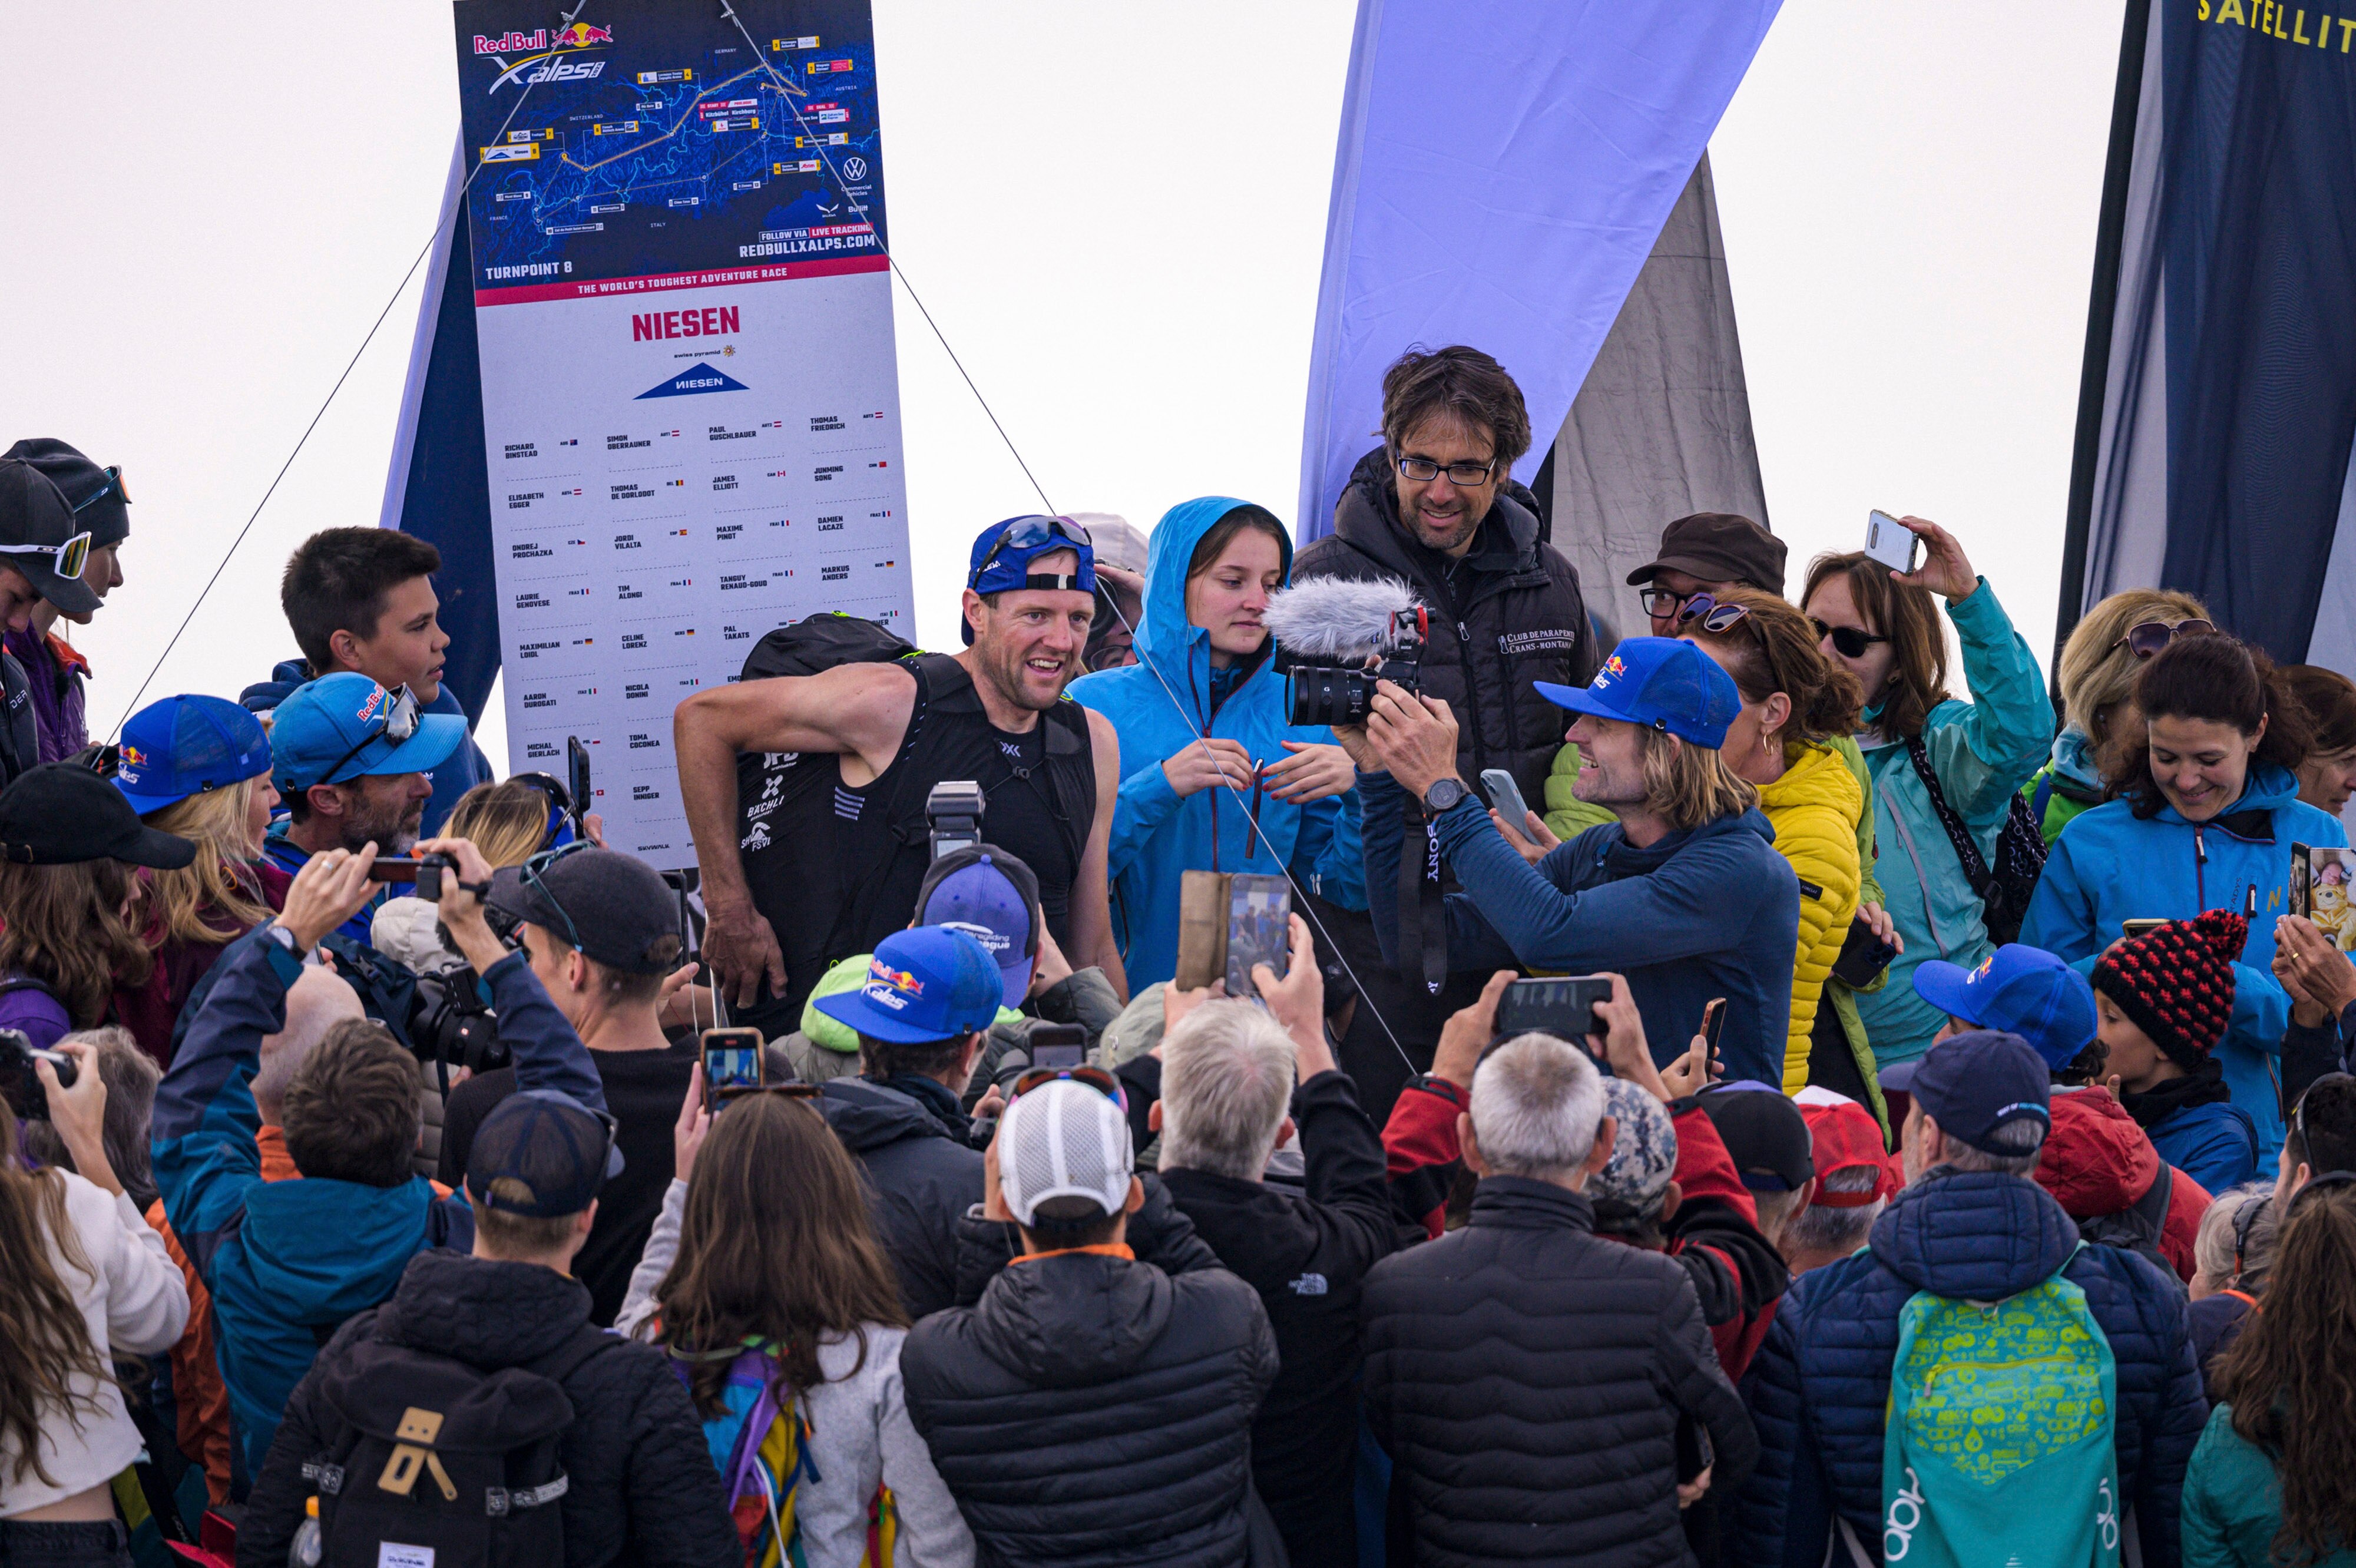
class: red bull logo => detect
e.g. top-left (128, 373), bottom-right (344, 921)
top-left (554, 22), bottom-right (614, 47)
top-left (120, 744), bottom-right (148, 770)
top-left (1600, 653), bottom-right (1627, 682)
top-left (354, 684), bottom-right (387, 723)
top-left (866, 958), bottom-right (924, 997)
top-left (475, 29), bottom-right (548, 53)
top-left (474, 24), bottom-right (610, 55)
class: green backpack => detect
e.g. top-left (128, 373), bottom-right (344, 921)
top-left (1879, 1248), bottom-right (2122, 1567)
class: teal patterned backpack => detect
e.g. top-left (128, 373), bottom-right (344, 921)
top-left (1879, 1245), bottom-right (2121, 1567)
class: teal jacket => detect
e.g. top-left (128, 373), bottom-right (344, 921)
top-left (1068, 497), bottom-right (1363, 991)
top-left (1850, 580), bottom-right (2055, 1066)
top-left (2021, 763), bottom-right (2347, 1160)
top-left (2182, 1403), bottom-right (2356, 1567)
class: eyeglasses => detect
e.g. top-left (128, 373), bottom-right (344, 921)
top-left (1396, 455), bottom-right (1497, 487)
top-left (313, 684), bottom-right (421, 787)
top-left (1640, 587), bottom-right (1697, 620)
top-left (519, 839), bottom-right (594, 948)
top-left (70, 465), bottom-right (129, 514)
top-left (2115, 618), bottom-right (2217, 660)
top-left (1676, 593), bottom-right (1751, 636)
top-left (1810, 617), bottom-right (1891, 659)
top-left (1010, 1063), bottom-right (1127, 1112)
top-left (0, 529), bottom-right (93, 581)
top-left (969, 515), bottom-right (1093, 590)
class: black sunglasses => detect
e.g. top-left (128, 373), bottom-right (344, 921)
top-left (2115, 618), bottom-right (2218, 660)
top-left (1810, 617), bottom-right (1890, 660)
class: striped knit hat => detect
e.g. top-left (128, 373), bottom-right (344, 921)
top-left (2092, 909), bottom-right (2246, 1070)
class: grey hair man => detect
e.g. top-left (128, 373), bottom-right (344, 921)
top-left (253, 964), bottom-right (366, 1127)
top-left (1361, 1030), bottom-right (1756, 1564)
top-left (1148, 919), bottom-right (1397, 1568)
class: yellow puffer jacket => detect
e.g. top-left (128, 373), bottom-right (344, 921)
top-left (1757, 742), bottom-right (1864, 1093)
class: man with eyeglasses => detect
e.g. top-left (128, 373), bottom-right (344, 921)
top-left (1626, 511), bottom-right (1786, 636)
top-left (675, 514), bottom-right (1125, 1037)
top-left (0, 439), bottom-right (130, 765)
top-left (0, 444), bottom-right (117, 783)
top-left (262, 671), bottom-right (468, 945)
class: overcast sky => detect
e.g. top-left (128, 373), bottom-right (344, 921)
top-left (1, 2), bottom-right (2124, 769)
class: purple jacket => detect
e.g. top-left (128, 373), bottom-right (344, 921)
top-left (2, 627), bottom-right (88, 763)
top-left (0, 975), bottom-right (73, 1050)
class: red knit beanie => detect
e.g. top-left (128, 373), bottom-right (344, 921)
top-left (2092, 909), bottom-right (2246, 1070)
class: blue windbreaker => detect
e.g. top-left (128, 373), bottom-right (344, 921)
top-left (2021, 762), bottom-right (2348, 1159)
top-left (153, 927), bottom-right (609, 1477)
top-left (1068, 497), bottom-right (1364, 991)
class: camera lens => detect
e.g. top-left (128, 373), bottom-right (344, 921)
top-left (1288, 668), bottom-right (1375, 729)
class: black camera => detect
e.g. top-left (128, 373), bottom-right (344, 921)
top-left (0, 1028), bottom-right (75, 1121)
top-left (926, 780), bottom-right (985, 861)
top-left (408, 968), bottom-right (508, 1090)
top-left (1283, 606), bottom-right (1428, 728)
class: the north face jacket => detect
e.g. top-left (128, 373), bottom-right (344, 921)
top-left (153, 927), bottom-right (607, 1477)
top-left (1293, 446), bottom-right (1597, 808)
top-left (1755, 741), bottom-right (1864, 1094)
top-left (1730, 1167), bottom-right (2208, 1568)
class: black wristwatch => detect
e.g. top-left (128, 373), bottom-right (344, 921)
top-left (1422, 777), bottom-right (1470, 815)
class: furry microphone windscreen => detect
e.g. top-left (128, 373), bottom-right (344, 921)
top-left (1260, 577), bottom-right (1421, 660)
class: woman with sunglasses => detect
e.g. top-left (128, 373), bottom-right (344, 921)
top-left (2187, 1183), bottom-right (2275, 1404)
top-left (616, 1079), bottom-right (971, 1567)
top-left (1798, 516), bottom-right (2055, 1079)
top-left (2182, 1176), bottom-right (2356, 1567)
top-left (1678, 588), bottom-right (1879, 1100)
top-left (2027, 588), bottom-right (2216, 846)
top-left (1067, 497), bottom-right (1364, 991)
top-left (2024, 634), bottom-right (2343, 1160)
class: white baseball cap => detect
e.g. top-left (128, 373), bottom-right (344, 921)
top-left (1000, 1077), bottom-right (1133, 1228)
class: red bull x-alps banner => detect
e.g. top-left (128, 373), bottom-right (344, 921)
top-left (449, 0), bottom-right (911, 866)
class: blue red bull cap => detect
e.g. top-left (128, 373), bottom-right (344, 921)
top-left (813, 925), bottom-right (1006, 1044)
top-left (963, 515), bottom-right (1096, 644)
top-left (114, 694), bottom-right (272, 815)
top-left (1913, 945), bottom-right (2097, 1070)
top-left (1533, 636), bottom-right (1742, 749)
top-left (269, 671), bottom-right (467, 794)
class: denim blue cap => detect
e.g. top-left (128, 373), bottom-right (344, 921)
top-left (269, 671), bottom-right (465, 793)
top-left (114, 694), bottom-right (272, 813)
top-left (1912, 945), bottom-right (2098, 1070)
top-left (1532, 636), bottom-right (1742, 748)
top-left (813, 925), bottom-right (1006, 1044)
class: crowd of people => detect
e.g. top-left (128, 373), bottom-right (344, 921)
top-left (3, 336), bottom-right (2356, 1568)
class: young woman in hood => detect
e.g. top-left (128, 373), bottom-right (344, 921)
top-left (2030, 588), bottom-right (2215, 845)
top-left (1068, 498), bottom-right (1364, 992)
top-left (2023, 633), bottom-right (2347, 1159)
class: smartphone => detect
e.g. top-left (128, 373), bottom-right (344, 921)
top-left (1495, 975), bottom-right (1614, 1041)
top-left (1831, 919), bottom-right (1900, 988)
top-left (699, 1027), bottom-right (767, 1103)
top-left (1480, 768), bottom-right (1533, 836)
top-left (0, 1030), bottom-right (74, 1122)
top-left (1225, 874), bottom-right (1291, 999)
top-left (1029, 1023), bottom-right (1087, 1072)
top-left (1701, 997), bottom-right (1728, 1054)
top-left (567, 736), bottom-right (593, 828)
top-left (1865, 510), bottom-right (1920, 573)
top-left (2122, 918), bottom-right (2169, 939)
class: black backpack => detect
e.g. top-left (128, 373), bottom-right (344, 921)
top-left (1902, 735), bottom-right (2049, 946)
top-left (306, 1323), bottom-right (617, 1568)
top-left (732, 614), bottom-right (920, 1030)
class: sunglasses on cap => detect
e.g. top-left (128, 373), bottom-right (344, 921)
top-left (314, 683), bottom-right (422, 786)
top-left (70, 465), bottom-right (129, 515)
top-left (1675, 593), bottom-right (1751, 636)
top-left (969, 515), bottom-right (1092, 590)
top-left (1809, 616), bottom-right (1891, 660)
top-left (2114, 618), bottom-right (2217, 660)
top-left (1010, 1063), bottom-right (1127, 1113)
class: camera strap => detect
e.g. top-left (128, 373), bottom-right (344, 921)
top-left (1395, 795), bottom-right (1448, 995)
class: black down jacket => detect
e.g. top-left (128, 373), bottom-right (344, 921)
top-left (1359, 1176), bottom-right (1758, 1568)
top-left (1292, 445), bottom-right (1597, 807)
top-left (901, 1219), bottom-right (1279, 1567)
top-left (818, 1073), bottom-right (983, 1321)
top-left (239, 1252), bottom-right (736, 1568)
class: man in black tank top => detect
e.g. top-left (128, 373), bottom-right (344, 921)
top-left (675, 515), bottom-right (1126, 1011)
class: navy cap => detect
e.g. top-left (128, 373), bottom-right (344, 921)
top-left (1913, 945), bottom-right (2097, 1070)
top-left (269, 672), bottom-right (465, 793)
top-left (813, 925), bottom-right (1005, 1044)
top-left (915, 845), bottom-right (1041, 1006)
top-left (115, 694), bottom-right (272, 814)
top-left (1879, 1030), bottom-right (2052, 1156)
top-left (464, 1089), bottom-right (623, 1218)
top-left (487, 847), bottom-right (684, 977)
top-left (1533, 636), bottom-right (1742, 748)
top-left (964, 515), bottom-right (1095, 645)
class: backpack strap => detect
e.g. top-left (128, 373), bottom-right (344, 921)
top-left (0, 974), bottom-right (62, 1003)
top-left (530, 1324), bottom-right (626, 1390)
top-left (1901, 733), bottom-right (1994, 898)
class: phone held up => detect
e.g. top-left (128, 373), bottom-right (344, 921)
top-left (1864, 510), bottom-right (1920, 574)
top-left (1480, 768), bottom-right (1533, 838)
top-left (699, 1027), bottom-right (767, 1107)
top-left (1494, 976), bottom-right (1614, 1045)
top-left (1028, 1023), bottom-right (1087, 1073)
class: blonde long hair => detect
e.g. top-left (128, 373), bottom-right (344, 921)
top-left (1636, 726), bottom-right (1758, 832)
top-left (139, 779), bottom-right (273, 947)
top-left (2054, 588), bottom-right (2211, 743)
top-left (446, 779), bottom-right (558, 869)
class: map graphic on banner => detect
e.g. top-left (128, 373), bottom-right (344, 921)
top-left (451, 0), bottom-right (910, 866)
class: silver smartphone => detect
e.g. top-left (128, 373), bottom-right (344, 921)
top-left (1865, 510), bottom-right (1920, 573)
top-left (1481, 768), bottom-right (1533, 834)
